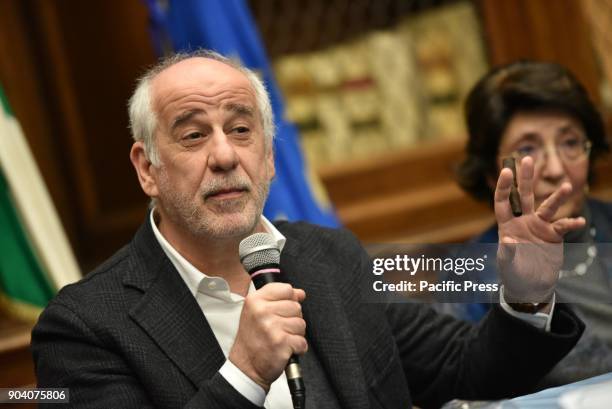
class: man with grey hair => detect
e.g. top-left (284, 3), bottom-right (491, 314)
top-left (33, 50), bottom-right (585, 409)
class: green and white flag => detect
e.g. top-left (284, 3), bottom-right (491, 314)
top-left (0, 85), bottom-right (80, 321)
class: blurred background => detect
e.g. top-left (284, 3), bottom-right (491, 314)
top-left (1, 0), bottom-right (612, 398)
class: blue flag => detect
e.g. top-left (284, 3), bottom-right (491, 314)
top-left (145, 0), bottom-right (339, 227)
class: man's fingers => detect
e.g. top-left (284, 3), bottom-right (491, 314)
top-left (273, 300), bottom-right (303, 318)
top-left (552, 216), bottom-right (586, 236)
top-left (282, 317), bottom-right (307, 336)
top-left (258, 283), bottom-right (305, 302)
top-left (494, 168), bottom-right (515, 223)
top-left (287, 334), bottom-right (308, 355)
top-left (517, 157), bottom-right (535, 214)
top-left (293, 288), bottom-right (306, 302)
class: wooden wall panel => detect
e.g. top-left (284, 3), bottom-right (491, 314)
top-left (0, 311), bottom-right (36, 409)
top-left (479, 0), bottom-right (601, 102)
top-left (29, 1), bottom-right (157, 266)
top-left (1, 1), bottom-right (157, 268)
top-left (0, 0), bottom-right (78, 246)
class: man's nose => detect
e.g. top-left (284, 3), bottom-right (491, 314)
top-left (208, 130), bottom-right (239, 171)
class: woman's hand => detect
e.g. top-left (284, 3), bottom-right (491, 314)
top-left (494, 157), bottom-right (585, 302)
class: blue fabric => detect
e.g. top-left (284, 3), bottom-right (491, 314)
top-left (144, 0), bottom-right (339, 226)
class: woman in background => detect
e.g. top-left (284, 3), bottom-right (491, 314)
top-left (454, 60), bottom-right (612, 386)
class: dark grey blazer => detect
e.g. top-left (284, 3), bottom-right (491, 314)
top-left (32, 219), bottom-right (584, 409)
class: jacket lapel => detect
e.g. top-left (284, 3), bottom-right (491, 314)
top-left (123, 218), bottom-right (372, 407)
top-left (281, 237), bottom-right (370, 409)
top-left (124, 220), bottom-right (225, 388)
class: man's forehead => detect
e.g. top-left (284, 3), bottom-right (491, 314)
top-left (152, 57), bottom-right (253, 98)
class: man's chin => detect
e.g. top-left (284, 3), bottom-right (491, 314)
top-left (205, 197), bottom-right (249, 213)
top-left (203, 212), bottom-right (260, 239)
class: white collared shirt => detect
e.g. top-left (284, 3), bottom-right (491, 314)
top-left (150, 211), bottom-right (291, 408)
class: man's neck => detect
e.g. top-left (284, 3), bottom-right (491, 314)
top-left (156, 214), bottom-right (262, 296)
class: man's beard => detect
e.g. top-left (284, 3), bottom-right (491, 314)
top-left (157, 169), bottom-right (270, 240)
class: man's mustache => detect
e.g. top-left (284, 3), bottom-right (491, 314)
top-left (202, 176), bottom-right (251, 199)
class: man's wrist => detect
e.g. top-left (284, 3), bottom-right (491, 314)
top-left (507, 301), bottom-right (551, 314)
top-left (219, 360), bottom-right (266, 406)
top-left (500, 286), bottom-right (556, 331)
top-left (503, 288), bottom-right (554, 314)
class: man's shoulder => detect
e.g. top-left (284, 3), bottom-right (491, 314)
top-left (50, 243), bottom-right (134, 310)
top-left (274, 219), bottom-right (345, 236)
top-left (274, 220), bottom-right (361, 248)
top-left (273, 220), bottom-right (366, 266)
top-left (31, 238), bottom-right (153, 371)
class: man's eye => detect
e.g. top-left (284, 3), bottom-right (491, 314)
top-left (184, 132), bottom-right (203, 140)
top-left (231, 126), bottom-right (251, 138)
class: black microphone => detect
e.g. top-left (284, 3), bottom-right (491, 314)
top-left (239, 233), bottom-right (306, 409)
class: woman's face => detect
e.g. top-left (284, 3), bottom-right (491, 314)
top-left (497, 111), bottom-right (590, 220)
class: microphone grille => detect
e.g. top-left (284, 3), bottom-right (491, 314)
top-left (239, 233), bottom-right (280, 271)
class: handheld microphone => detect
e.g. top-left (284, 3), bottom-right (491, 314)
top-left (239, 233), bottom-right (306, 409)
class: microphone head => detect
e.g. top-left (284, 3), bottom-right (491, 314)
top-left (239, 232), bottom-right (281, 271)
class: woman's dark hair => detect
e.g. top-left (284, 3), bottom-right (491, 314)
top-left (457, 60), bottom-right (610, 203)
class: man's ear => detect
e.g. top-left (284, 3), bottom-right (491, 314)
top-left (130, 141), bottom-right (159, 198)
top-left (265, 146), bottom-right (276, 180)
